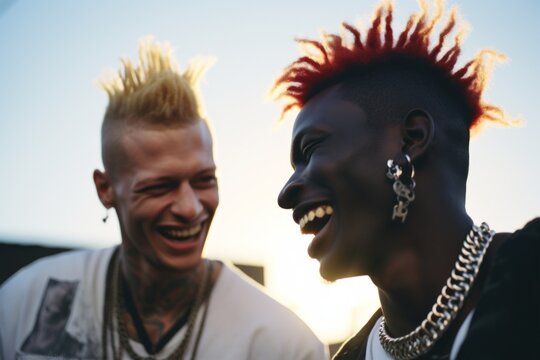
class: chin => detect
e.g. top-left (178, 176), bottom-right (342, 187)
top-left (158, 254), bottom-right (204, 273)
top-left (319, 254), bottom-right (362, 282)
top-left (318, 257), bottom-right (344, 282)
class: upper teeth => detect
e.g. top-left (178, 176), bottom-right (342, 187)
top-left (299, 205), bottom-right (333, 229)
top-left (168, 224), bottom-right (202, 238)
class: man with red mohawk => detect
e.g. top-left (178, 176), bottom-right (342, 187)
top-left (273, 0), bottom-right (538, 359)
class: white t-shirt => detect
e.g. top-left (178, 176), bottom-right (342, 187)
top-left (0, 247), bottom-right (328, 360)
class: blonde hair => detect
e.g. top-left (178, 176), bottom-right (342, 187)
top-left (98, 37), bottom-right (214, 177)
top-left (100, 37), bottom-right (212, 127)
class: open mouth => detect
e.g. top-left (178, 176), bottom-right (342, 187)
top-left (299, 205), bottom-right (333, 234)
top-left (158, 224), bottom-right (203, 242)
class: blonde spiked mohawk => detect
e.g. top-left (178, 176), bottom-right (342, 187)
top-left (271, 0), bottom-right (515, 131)
top-left (100, 37), bottom-right (213, 126)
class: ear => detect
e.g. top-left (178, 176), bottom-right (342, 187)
top-left (93, 169), bottom-right (114, 209)
top-left (400, 109), bottom-right (434, 160)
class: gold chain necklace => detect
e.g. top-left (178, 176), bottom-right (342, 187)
top-left (378, 222), bottom-right (495, 360)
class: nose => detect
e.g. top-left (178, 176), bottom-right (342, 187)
top-left (171, 182), bottom-right (203, 220)
top-left (277, 172), bottom-right (303, 209)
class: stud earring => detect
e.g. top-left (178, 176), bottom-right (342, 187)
top-left (102, 209), bottom-right (109, 223)
top-left (386, 154), bottom-right (416, 223)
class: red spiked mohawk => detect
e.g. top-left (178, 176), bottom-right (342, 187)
top-left (271, 0), bottom-right (512, 130)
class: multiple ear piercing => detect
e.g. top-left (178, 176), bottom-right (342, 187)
top-left (386, 154), bottom-right (416, 223)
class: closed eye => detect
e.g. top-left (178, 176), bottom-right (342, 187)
top-left (192, 174), bottom-right (217, 189)
top-left (291, 128), bottom-right (330, 169)
top-left (136, 182), bottom-right (175, 195)
top-left (301, 139), bottom-right (324, 161)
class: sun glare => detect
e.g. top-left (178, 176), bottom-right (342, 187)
top-left (266, 234), bottom-right (380, 344)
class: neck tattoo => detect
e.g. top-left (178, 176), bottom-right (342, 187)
top-left (102, 251), bottom-right (214, 360)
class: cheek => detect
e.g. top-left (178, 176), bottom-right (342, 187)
top-left (200, 188), bottom-right (219, 213)
top-left (123, 197), bottom-right (166, 227)
top-left (305, 154), bottom-right (335, 181)
top-left (334, 156), bottom-right (392, 218)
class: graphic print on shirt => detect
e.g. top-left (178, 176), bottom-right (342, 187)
top-left (20, 278), bottom-right (83, 356)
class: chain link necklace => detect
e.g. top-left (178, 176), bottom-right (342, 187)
top-left (378, 222), bottom-right (495, 360)
top-left (103, 252), bottom-right (213, 360)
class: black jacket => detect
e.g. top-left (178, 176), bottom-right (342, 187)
top-left (333, 218), bottom-right (540, 360)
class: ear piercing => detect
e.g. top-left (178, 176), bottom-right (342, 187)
top-left (386, 154), bottom-right (416, 223)
top-left (102, 209), bottom-right (110, 223)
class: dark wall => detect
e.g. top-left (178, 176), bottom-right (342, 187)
top-left (0, 242), bottom-right (74, 284)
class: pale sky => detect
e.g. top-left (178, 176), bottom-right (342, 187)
top-left (1, 0), bottom-right (538, 344)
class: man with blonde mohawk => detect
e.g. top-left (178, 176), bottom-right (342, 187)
top-left (0, 39), bottom-right (327, 359)
top-left (273, 0), bottom-right (538, 359)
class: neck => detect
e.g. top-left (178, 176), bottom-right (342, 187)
top-left (372, 197), bottom-right (504, 358)
top-left (119, 247), bottom-right (203, 320)
top-left (372, 197), bottom-right (475, 341)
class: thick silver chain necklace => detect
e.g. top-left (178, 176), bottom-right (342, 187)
top-left (379, 222), bottom-right (495, 360)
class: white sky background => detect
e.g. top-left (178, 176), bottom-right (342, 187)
top-left (1, 0), bottom-right (539, 344)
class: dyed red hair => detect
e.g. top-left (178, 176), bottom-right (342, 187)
top-left (271, 0), bottom-right (512, 130)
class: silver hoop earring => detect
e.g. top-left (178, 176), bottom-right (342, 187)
top-left (102, 209), bottom-right (109, 223)
top-left (386, 154), bottom-right (416, 223)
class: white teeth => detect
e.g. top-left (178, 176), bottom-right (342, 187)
top-left (299, 205), bottom-right (333, 229)
top-left (167, 224), bottom-right (202, 238)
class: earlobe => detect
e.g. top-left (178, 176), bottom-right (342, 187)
top-left (401, 109), bottom-right (434, 160)
top-left (93, 169), bottom-right (114, 209)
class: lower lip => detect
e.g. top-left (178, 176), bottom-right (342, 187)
top-left (160, 227), bottom-right (205, 252)
top-left (306, 217), bottom-right (332, 259)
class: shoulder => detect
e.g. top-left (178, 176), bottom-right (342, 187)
top-left (510, 217), bottom-right (540, 240)
top-left (333, 309), bottom-right (382, 360)
top-left (212, 263), bottom-right (303, 324)
top-left (459, 218), bottom-right (540, 359)
top-left (482, 217), bottom-right (540, 305)
top-left (0, 246), bottom-right (116, 357)
top-left (495, 217), bottom-right (540, 305)
top-left (214, 263), bottom-right (303, 323)
top-left (0, 246), bottom-right (116, 316)
top-left (207, 262), bottom-right (328, 359)
top-left (1, 246), bottom-right (115, 292)
top-left (494, 217), bottom-right (540, 272)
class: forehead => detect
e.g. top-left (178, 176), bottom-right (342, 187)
top-left (119, 122), bottom-right (214, 176)
top-left (123, 121), bottom-right (212, 150)
top-left (293, 86), bottom-right (369, 139)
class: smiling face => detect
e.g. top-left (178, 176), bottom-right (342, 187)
top-left (103, 121), bottom-right (218, 273)
top-left (278, 85), bottom-right (403, 281)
